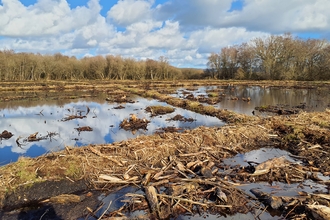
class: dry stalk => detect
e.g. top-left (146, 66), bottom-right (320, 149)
top-left (89, 146), bottom-right (123, 166)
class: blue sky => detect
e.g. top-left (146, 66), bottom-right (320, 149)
top-left (0, 0), bottom-right (329, 68)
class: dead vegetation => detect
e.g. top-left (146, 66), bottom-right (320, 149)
top-left (0, 81), bottom-right (330, 219)
top-left (119, 114), bottom-right (150, 132)
top-left (0, 108), bottom-right (330, 218)
top-left (75, 126), bottom-right (93, 132)
top-left (15, 132), bottom-right (59, 147)
top-left (166, 114), bottom-right (195, 122)
top-left (156, 126), bottom-right (183, 133)
top-left (0, 130), bottom-right (13, 139)
top-left (145, 105), bottom-right (175, 116)
top-left (1, 122), bottom-right (271, 217)
top-left (255, 104), bottom-right (302, 115)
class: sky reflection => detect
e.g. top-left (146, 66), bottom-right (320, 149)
top-left (0, 96), bottom-right (224, 165)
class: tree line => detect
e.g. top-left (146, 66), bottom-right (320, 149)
top-left (206, 34), bottom-right (330, 80)
top-left (0, 51), bottom-right (189, 81)
top-left (1, 33), bottom-right (329, 81)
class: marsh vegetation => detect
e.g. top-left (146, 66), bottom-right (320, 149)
top-left (0, 80), bottom-right (329, 219)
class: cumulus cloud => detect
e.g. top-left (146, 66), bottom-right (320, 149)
top-left (0, 0), bottom-right (329, 68)
top-left (222, 0), bottom-right (330, 33)
top-left (189, 27), bottom-right (268, 53)
top-left (0, 0), bottom-right (102, 37)
top-left (155, 0), bottom-right (330, 33)
top-left (107, 0), bottom-right (154, 26)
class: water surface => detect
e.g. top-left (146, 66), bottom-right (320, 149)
top-left (0, 94), bottom-right (224, 165)
top-left (174, 85), bottom-right (330, 115)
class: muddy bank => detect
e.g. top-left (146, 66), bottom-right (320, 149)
top-left (1, 180), bottom-right (102, 220)
top-left (0, 108), bottom-right (329, 219)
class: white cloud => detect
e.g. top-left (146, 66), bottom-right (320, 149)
top-left (189, 27), bottom-right (268, 53)
top-left (140, 21), bottom-right (184, 49)
top-left (0, 0), bottom-right (329, 68)
top-left (223, 0), bottom-right (330, 33)
top-left (156, 0), bottom-right (330, 33)
top-left (0, 0), bottom-right (102, 37)
top-left (107, 0), bottom-right (154, 26)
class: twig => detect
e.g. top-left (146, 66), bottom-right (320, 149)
top-left (124, 164), bottom-right (136, 175)
top-left (89, 146), bottom-right (123, 166)
top-left (172, 166), bottom-right (190, 179)
top-left (285, 202), bottom-right (299, 219)
top-left (39, 208), bottom-right (49, 220)
top-left (179, 151), bottom-right (208, 157)
top-left (98, 201), bottom-right (112, 220)
top-left (254, 205), bottom-right (268, 219)
top-left (157, 194), bottom-right (208, 207)
top-left (177, 202), bottom-right (193, 213)
top-left (150, 179), bottom-right (169, 187)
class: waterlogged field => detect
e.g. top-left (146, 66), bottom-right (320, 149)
top-left (173, 84), bottom-right (330, 115)
top-left (0, 94), bottom-right (224, 165)
top-left (0, 81), bottom-right (330, 220)
top-left (1, 84), bottom-right (329, 165)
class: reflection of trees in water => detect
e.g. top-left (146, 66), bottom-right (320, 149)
top-left (202, 85), bottom-right (329, 115)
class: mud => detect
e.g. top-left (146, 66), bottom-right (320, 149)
top-left (166, 114), bottom-right (196, 122)
top-left (255, 104), bottom-right (301, 115)
top-left (0, 80), bottom-right (330, 219)
top-left (2, 179), bottom-right (89, 211)
top-left (0, 179), bottom-right (99, 220)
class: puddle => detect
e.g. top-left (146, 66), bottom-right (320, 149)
top-left (222, 148), bottom-right (329, 204)
top-left (239, 181), bottom-right (328, 198)
top-left (0, 95), bottom-right (224, 165)
top-left (96, 186), bottom-right (143, 217)
top-left (172, 85), bottom-right (330, 115)
top-left (91, 186), bottom-right (280, 220)
top-left (222, 148), bottom-right (299, 167)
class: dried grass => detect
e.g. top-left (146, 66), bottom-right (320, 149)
top-left (1, 81), bottom-right (330, 216)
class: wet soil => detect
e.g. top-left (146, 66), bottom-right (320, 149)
top-left (145, 105), bottom-right (175, 116)
top-left (1, 80), bottom-right (330, 219)
top-left (166, 114), bottom-right (196, 122)
top-left (0, 179), bottom-right (101, 220)
top-left (255, 104), bottom-right (305, 115)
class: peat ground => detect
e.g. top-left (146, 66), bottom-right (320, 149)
top-left (0, 80), bottom-right (330, 219)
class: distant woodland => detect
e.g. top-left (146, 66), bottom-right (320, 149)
top-left (206, 34), bottom-right (330, 80)
top-left (0, 51), bottom-right (188, 81)
top-left (0, 34), bottom-right (329, 81)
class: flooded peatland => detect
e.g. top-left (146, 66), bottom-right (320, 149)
top-left (0, 81), bottom-right (330, 220)
top-left (174, 85), bottom-right (330, 115)
top-left (0, 93), bottom-right (223, 165)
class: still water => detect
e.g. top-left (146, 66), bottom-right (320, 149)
top-left (175, 85), bottom-right (330, 115)
top-left (1, 85), bottom-right (329, 165)
top-left (0, 94), bottom-right (224, 165)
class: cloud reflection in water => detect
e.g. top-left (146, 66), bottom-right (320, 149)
top-left (0, 97), bottom-right (224, 165)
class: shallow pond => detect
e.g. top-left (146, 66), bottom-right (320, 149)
top-left (174, 85), bottom-right (330, 115)
top-left (222, 148), bottom-right (329, 194)
top-left (0, 94), bottom-right (224, 165)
